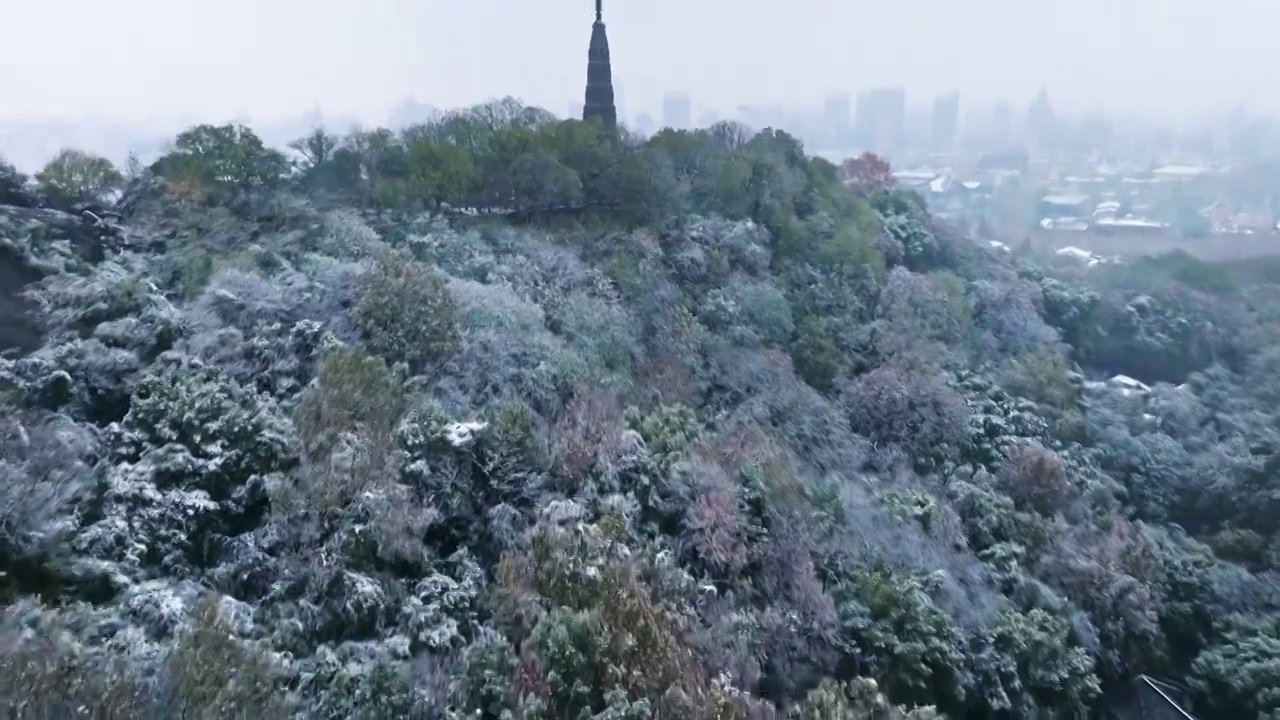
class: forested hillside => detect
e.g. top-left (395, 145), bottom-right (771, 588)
top-left (3, 98), bottom-right (1280, 719)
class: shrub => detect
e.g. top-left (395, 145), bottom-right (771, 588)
top-left (678, 457), bottom-right (750, 579)
top-left (794, 678), bottom-right (943, 719)
top-left (699, 276), bottom-right (794, 348)
top-left (495, 507), bottom-right (727, 719)
top-left (294, 344), bottom-right (407, 515)
top-left (1188, 614), bottom-right (1280, 720)
top-left (550, 391), bottom-right (639, 492)
top-left (554, 290), bottom-right (640, 384)
top-left (0, 595), bottom-right (287, 719)
top-left (352, 246), bottom-right (460, 372)
top-left (875, 267), bottom-right (974, 371)
top-left (159, 594), bottom-right (288, 718)
top-left (1000, 346), bottom-right (1081, 412)
top-left (444, 276), bottom-right (587, 414)
top-left (0, 410), bottom-right (94, 576)
top-left (0, 621), bottom-right (151, 719)
top-left (996, 443), bottom-right (1076, 516)
top-left (837, 366), bottom-right (969, 466)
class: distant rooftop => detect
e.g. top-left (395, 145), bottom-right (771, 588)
top-left (1041, 194), bottom-right (1090, 206)
top-left (1153, 164), bottom-right (1210, 177)
top-left (892, 169), bottom-right (938, 181)
top-left (1095, 216), bottom-right (1168, 229)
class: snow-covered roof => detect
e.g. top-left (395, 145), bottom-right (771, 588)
top-left (1056, 246), bottom-right (1095, 260)
top-left (1041, 194), bottom-right (1090, 206)
top-left (1110, 375), bottom-right (1150, 391)
top-left (1153, 164), bottom-right (1208, 177)
top-left (1095, 217), bottom-right (1169, 229)
top-left (1041, 217), bottom-right (1091, 231)
top-left (893, 169), bottom-right (938, 181)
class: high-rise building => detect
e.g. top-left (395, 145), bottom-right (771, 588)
top-left (823, 92), bottom-right (851, 149)
top-left (633, 113), bottom-right (657, 137)
top-left (663, 92), bottom-right (693, 130)
top-left (389, 97), bottom-right (437, 129)
top-left (1025, 87), bottom-right (1057, 151)
top-left (582, 0), bottom-right (617, 129)
top-left (855, 87), bottom-right (906, 159)
top-left (931, 92), bottom-right (959, 152)
top-left (990, 102), bottom-right (1014, 145)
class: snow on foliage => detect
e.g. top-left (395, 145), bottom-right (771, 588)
top-left (4, 106), bottom-right (1280, 720)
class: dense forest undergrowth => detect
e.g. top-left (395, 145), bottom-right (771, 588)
top-left (3, 98), bottom-right (1280, 719)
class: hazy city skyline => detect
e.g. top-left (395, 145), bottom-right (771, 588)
top-left (4, 0), bottom-right (1279, 127)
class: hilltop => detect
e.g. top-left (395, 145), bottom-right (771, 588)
top-left (3, 99), bottom-right (1280, 719)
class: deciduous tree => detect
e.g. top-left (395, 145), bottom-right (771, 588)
top-left (838, 151), bottom-right (894, 194)
top-left (34, 149), bottom-right (123, 207)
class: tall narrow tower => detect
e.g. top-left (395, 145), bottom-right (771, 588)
top-left (582, 0), bottom-right (617, 129)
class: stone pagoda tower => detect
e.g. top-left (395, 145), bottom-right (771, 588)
top-left (582, 0), bottom-right (617, 129)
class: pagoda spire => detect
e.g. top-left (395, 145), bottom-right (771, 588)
top-left (582, 0), bottom-right (617, 129)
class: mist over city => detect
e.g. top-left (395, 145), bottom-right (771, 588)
top-left (5, 2), bottom-right (1280, 719)
top-left (4, 0), bottom-right (1279, 150)
top-left (7, 0), bottom-right (1280, 252)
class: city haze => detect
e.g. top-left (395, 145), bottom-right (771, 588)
top-left (4, 0), bottom-right (1278, 127)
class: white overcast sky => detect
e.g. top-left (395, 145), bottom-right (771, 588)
top-left (2, 0), bottom-right (1277, 124)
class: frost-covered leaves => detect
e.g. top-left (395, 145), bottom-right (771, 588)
top-left (968, 275), bottom-right (1059, 357)
top-left (25, 254), bottom-right (174, 340)
top-left (1087, 285), bottom-right (1259, 384)
top-left (294, 345), bottom-right (406, 515)
top-left (0, 338), bottom-right (142, 423)
top-left (875, 267), bottom-right (973, 371)
top-left (352, 245), bottom-right (460, 372)
top-left (185, 266), bottom-right (356, 342)
top-left (970, 607), bottom-right (1100, 715)
top-left (444, 276), bottom-right (585, 413)
top-left (794, 678), bottom-right (942, 719)
top-left (707, 347), bottom-right (864, 475)
top-left (1039, 276), bottom-right (1100, 350)
top-left (550, 391), bottom-right (643, 493)
top-left (115, 355), bottom-right (292, 494)
top-left (838, 366), bottom-right (969, 469)
top-left (297, 638), bottom-right (444, 720)
top-left (161, 594), bottom-right (288, 718)
top-left (314, 208), bottom-right (383, 260)
top-left (870, 189), bottom-right (943, 272)
top-left (829, 560), bottom-right (968, 708)
top-left (1189, 613), bottom-right (1280, 720)
top-left (699, 276), bottom-right (794, 349)
top-left (11, 131), bottom-right (1280, 720)
top-left (659, 216), bottom-right (773, 293)
top-left (397, 400), bottom-right (548, 566)
top-left (71, 356), bottom-right (290, 587)
top-left (491, 500), bottom-right (731, 719)
top-left (995, 444), bottom-right (1075, 516)
top-left (677, 455), bottom-right (751, 580)
top-left (1037, 528), bottom-right (1163, 682)
top-left (0, 592), bottom-right (288, 719)
top-left (953, 371), bottom-right (1051, 468)
top-left (0, 410), bottom-right (96, 584)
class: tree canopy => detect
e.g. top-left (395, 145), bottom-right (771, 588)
top-left (1, 98), bottom-right (1280, 720)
